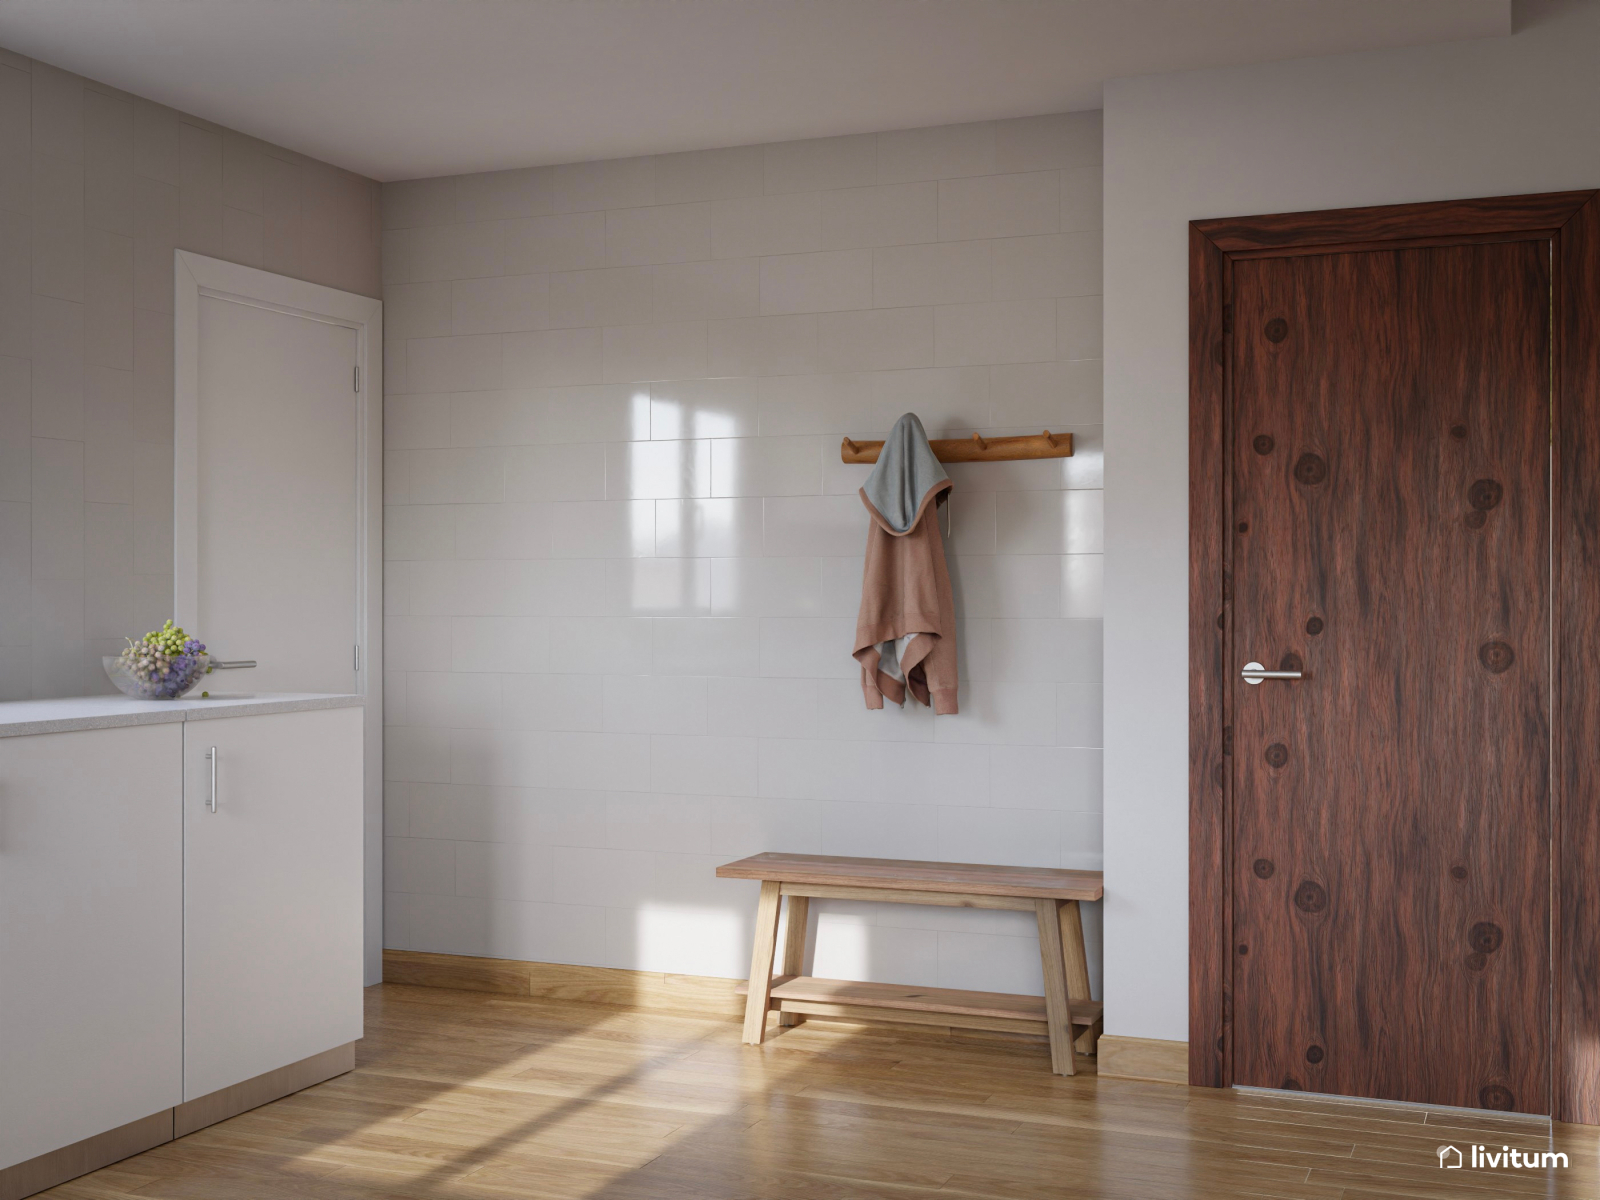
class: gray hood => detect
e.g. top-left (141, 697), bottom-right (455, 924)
top-left (860, 413), bottom-right (951, 536)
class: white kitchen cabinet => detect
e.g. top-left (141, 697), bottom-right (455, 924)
top-left (0, 724), bottom-right (183, 1172)
top-left (0, 694), bottom-right (364, 1199)
top-left (182, 706), bottom-right (364, 1101)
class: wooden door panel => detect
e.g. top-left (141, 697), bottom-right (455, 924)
top-left (1229, 242), bottom-right (1550, 1111)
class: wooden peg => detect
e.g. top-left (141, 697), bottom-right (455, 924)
top-left (842, 436), bottom-right (859, 455)
top-left (1042, 430), bottom-right (1057, 448)
top-left (971, 433), bottom-right (989, 452)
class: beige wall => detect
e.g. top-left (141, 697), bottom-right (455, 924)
top-left (0, 45), bottom-right (381, 700)
top-left (380, 113), bottom-right (1105, 993)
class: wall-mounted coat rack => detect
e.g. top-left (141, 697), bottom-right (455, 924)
top-left (840, 430), bottom-right (1073, 465)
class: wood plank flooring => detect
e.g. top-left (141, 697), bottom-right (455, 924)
top-left (41, 982), bottom-right (1600, 1199)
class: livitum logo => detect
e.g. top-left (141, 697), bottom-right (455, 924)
top-left (1437, 1144), bottom-right (1569, 1170)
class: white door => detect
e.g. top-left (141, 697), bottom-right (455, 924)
top-left (0, 725), bottom-right (183, 1169)
top-left (196, 294), bottom-right (358, 694)
top-left (182, 708), bottom-right (364, 1101)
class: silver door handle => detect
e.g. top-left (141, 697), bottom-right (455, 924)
top-left (1242, 661), bottom-right (1303, 685)
top-left (206, 747), bottom-right (217, 812)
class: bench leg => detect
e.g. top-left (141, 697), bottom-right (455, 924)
top-left (1079, 1015), bottom-right (1103, 1058)
top-left (1034, 898), bottom-right (1076, 1076)
top-left (1058, 899), bottom-right (1096, 1055)
top-left (777, 894), bottom-right (809, 1027)
top-left (741, 880), bottom-right (783, 1045)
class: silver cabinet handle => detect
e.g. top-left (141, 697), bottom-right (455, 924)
top-left (209, 660), bottom-right (256, 669)
top-left (1242, 661), bottom-right (1303, 685)
top-left (206, 746), bottom-right (217, 812)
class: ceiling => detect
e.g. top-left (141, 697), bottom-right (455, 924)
top-left (0, 0), bottom-right (1510, 182)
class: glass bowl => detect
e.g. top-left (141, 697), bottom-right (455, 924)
top-left (103, 655), bottom-right (210, 700)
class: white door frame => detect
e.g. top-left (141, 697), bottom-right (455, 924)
top-left (174, 250), bottom-right (384, 985)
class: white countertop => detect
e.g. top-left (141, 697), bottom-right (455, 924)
top-left (0, 692), bottom-right (364, 738)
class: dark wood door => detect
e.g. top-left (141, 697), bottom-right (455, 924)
top-left (1228, 240), bottom-right (1551, 1112)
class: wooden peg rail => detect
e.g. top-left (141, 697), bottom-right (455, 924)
top-left (840, 430), bottom-right (1073, 465)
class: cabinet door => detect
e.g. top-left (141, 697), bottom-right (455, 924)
top-left (0, 724), bottom-right (183, 1171)
top-left (182, 707), bottom-right (363, 1101)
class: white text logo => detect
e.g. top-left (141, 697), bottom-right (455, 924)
top-left (1437, 1143), bottom-right (1568, 1170)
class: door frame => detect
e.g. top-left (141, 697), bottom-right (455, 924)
top-left (173, 250), bottom-right (384, 986)
top-left (1188, 190), bottom-right (1600, 1122)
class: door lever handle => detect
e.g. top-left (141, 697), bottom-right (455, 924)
top-left (1242, 661), bottom-right (1303, 685)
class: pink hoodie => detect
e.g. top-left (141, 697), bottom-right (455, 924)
top-left (852, 472), bottom-right (958, 714)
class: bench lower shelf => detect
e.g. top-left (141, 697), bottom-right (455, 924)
top-left (735, 975), bottom-right (1103, 1040)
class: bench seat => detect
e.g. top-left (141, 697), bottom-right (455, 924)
top-left (716, 852), bottom-right (1102, 900)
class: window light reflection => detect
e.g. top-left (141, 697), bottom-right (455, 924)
top-left (627, 392), bottom-right (736, 614)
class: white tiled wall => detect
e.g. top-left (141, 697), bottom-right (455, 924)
top-left (382, 112), bottom-right (1104, 996)
top-left (0, 46), bottom-right (381, 699)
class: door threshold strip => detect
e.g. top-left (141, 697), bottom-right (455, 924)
top-left (1232, 1086), bottom-right (1552, 1126)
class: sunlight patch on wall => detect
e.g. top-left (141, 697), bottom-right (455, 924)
top-left (633, 903), bottom-right (745, 977)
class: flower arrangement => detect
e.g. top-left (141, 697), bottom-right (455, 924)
top-left (104, 620), bottom-right (213, 699)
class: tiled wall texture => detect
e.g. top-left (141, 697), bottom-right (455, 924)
top-left (381, 112), bottom-right (1105, 996)
top-left (0, 46), bottom-right (381, 699)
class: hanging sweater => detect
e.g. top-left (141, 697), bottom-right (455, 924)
top-left (852, 413), bottom-right (959, 714)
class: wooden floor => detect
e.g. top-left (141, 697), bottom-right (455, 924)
top-left (41, 982), bottom-right (1600, 1199)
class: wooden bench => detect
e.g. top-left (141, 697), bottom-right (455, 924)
top-left (717, 852), bottom-right (1103, 1075)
